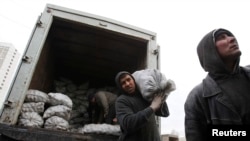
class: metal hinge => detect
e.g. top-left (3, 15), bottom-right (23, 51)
top-left (152, 48), bottom-right (159, 55)
top-left (4, 100), bottom-right (14, 108)
top-left (37, 20), bottom-right (43, 26)
top-left (151, 36), bottom-right (156, 40)
top-left (22, 55), bottom-right (32, 63)
top-left (36, 15), bottom-right (43, 27)
top-left (99, 22), bottom-right (107, 27)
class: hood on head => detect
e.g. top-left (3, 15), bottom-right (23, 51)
top-left (214, 29), bottom-right (233, 42)
top-left (115, 71), bottom-right (135, 94)
top-left (197, 28), bottom-right (240, 76)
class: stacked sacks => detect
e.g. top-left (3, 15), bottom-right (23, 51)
top-left (17, 77), bottom-right (120, 136)
top-left (53, 77), bottom-right (120, 132)
top-left (43, 92), bottom-right (73, 131)
top-left (67, 83), bottom-right (91, 129)
top-left (17, 88), bottom-right (74, 131)
top-left (18, 89), bottom-right (48, 128)
top-left (53, 78), bottom-right (91, 130)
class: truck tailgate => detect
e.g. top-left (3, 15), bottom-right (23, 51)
top-left (0, 123), bottom-right (118, 141)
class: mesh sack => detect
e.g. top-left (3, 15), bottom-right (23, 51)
top-left (48, 92), bottom-right (73, 108)
top-left (21, 102), bottom-right (45, 113)
top-left (18, 112), bottom-right (44, 128)
top-left (43, 105), bottom-right (71, 120)
top-left (25, 89), bottom-right (48, 103)
top-left (44, 116), bottom-right (69, 131)
top-left (78, 123), bottom-right (121, 136)
top-left (132, 69), bottom-right (176, 102)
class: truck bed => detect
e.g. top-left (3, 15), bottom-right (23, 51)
top-left (0, 123), bottom-right (118, 141)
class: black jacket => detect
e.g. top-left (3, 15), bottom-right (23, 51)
top-left (115, 71), bottom-right (161, 141)
top-left (116, 93), bottom-right (160, 141)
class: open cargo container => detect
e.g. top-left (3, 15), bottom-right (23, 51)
top-left (0, 4), bottom-right (160, 141)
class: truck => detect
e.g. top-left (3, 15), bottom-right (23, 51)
top-left (0, 4), bottom-right (161, 141)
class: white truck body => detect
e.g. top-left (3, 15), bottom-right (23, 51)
top-left (0, 4), bottom-right (160, 141)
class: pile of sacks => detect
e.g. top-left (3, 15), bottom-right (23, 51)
top-left (53, 78), bottom-right (91, 130)
top-left (53, 77), bottom-right (119, 130)
top-left (52, 77), bottom-right (121, 135)
top-left (18, 89), bottom-right (47, 128)
top-left (18, 77), bottom-right (120, 135)
top-left (18, 89), bottom-right (73, 131)
top-left (43, 92), bottom-right (72, 131)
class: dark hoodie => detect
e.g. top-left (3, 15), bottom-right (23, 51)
top-left (197, 28), bottom-right (238, 77)
top-left (185, 28), bottom-right (250, 141)
top-left (197, 28), bottom-right (250, 116)
top-left (115, 71), bottom-right (161, 141)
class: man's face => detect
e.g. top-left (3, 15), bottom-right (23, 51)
top-left (215, 33), bottom-right (241, 62)
top-left (120, 74), bottom-right (136, 94)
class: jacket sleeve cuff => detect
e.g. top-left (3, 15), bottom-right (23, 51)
top-left (144, 107), bottom-right (154, 119)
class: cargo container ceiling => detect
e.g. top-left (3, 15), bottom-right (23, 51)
top-left (47, 18), bottom-right (148, 86)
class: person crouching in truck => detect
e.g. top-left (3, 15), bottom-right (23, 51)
top-left (88, 90), bottom-right (118, 124)
top-left (115, 71), bottom-right (165, 141)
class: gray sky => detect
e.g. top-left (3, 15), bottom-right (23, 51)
top-left (1, 0), bottom-right (250, 137)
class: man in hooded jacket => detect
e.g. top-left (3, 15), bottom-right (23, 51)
top-left (115, 71), bottom-right (166, 141)
top-left (184, 28), bottom-right (250, 141)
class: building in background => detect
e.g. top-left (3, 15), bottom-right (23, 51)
top-left (0, 42), bottom-right (20, 113)
top-left (161, 134), bottom-right (180, 141)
